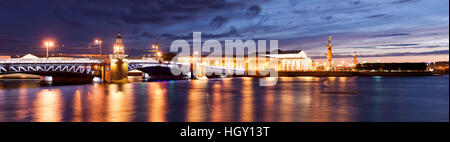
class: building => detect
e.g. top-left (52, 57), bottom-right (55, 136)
top-left (177, 49), bottom-right (313, 72)
top-left (21, 54), bottom-right (39, 59)
top-left (108, 32), bottom-right (128, 83)
top-left (428, 61), bottom-right (449, 72)
top-left (0, 56), bottom-right (11, 60)
top-left (266, 50), bottom-right (313, 72)
top-left (111, 32), bottom-right (126, 59)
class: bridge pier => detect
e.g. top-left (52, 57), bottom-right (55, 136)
top-left (190, 63), bottom-right (206, 79)
top-left (107, 58), bottom-right (128, 83)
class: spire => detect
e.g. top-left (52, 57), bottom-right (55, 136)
top-left (117, 32), bottom-right (122, 38)
top-left (115, 32), bottom-right (123, 44)
top-left (353, 49), bottom-right (358, 65)
top-left (328, 35), bottom-right (332, 43)
top-left (326, 35), bottom-right (333, 70)
top-left (113, 32), bottom-right (125, 55)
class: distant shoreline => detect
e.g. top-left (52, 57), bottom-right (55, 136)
top-left (277, 71), bottom-right (447, 77)
top-left (0, 71), bottom-right (447, 80)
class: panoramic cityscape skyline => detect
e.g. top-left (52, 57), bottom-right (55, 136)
top-left (0, 0), bottom-right (448, 62)
top-left (0, 1), bottom-right (448, 136)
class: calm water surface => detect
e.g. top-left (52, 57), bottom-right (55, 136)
top-left (0, 75), bottom-right (448, 122)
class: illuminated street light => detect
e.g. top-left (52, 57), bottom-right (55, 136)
top-left (155, 51), bottom-right (162, 62)
top-left (44, 41), bottom-right (54, 59)
top-left (94, 39), bottom-right (103, 56)
top-left (151, 43), bottom-right (159, 59)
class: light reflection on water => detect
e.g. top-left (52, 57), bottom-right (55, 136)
top-left (0, 75), bottom-right (448, 122)
top-left (33, 89), bottom-right (63, 122)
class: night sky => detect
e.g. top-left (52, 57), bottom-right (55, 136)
top-left (0, 0), bottom-right (448, 62)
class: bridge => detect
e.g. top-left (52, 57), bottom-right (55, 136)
top-left (0, 33), bottom-right (253, 83)
top-left (0, 57), bottom-right (245, 83)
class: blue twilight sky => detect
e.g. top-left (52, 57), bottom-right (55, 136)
top-left (0, 0), bottom-right (448, 61)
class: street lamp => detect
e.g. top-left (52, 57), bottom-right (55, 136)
top-left (44, 41), bottom-right (54, 59)
top-left (151, 43), bottom-right (160, 60)
top-left (156, 51), bottom-right (162, 61)
top-left (94, 39), bottom-right (103, 56)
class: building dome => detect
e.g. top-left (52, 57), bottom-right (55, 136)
top-left (113, 32), bottom-right (125, 54)
top-left (115, 32), bottom-right (123, 44)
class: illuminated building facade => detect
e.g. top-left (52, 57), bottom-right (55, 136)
top-left (112, 33), bottom-right (126, 59)
top-left (109, 32), bottom-right (128, 82)
top-left (267, 50), bottom-right (313, 72)
top-left (177, 50), bottom-right (313, 72)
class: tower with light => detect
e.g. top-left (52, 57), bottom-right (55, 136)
top-left (108, 32), bottom-right (128, 83)
top-left (113, 33), bottom-right (126, 59)
top-left (326, 35), bottom-right (333, 71)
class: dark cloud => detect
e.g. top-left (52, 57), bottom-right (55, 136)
top-left (48, 0), bottom-right (244, 26)
top-left (203, 26), bottom-right (240, 38)
top-left (0, 0), bottom-right (447, 58)
top-left (381, 44), bottom-right (419, 46)
top-left (350, 1), bottom-right (361, 5)
top-left (247, 5), bottom-right (261, 17)
top-left (392, 0), bottom-right (417, 4)
top-left (378, 50), bottom-right (449, 57)
top-left (122, 14), bottom-right (166, 24)
top-left (172, 15), bottom-right (191, 21)
top-left (312, 49), bottom-right (449, 59)
top-left (289, 0), bottom-right (298, 6)
top-left (58, 17), bottom-right (84, 28)
top-left (0, 0), bottom-right (31, 10)
top-left (365, 14), bottom-right (390, 19)
top-left (351, 44), bottom-right (443, 50)
top-left (321, 16), bottom-right (333, 20)
top-left (210, 16), bottom-right (229, 27)
top-left (371, 33), bottom-right (411, 37)
top-left (162, 26), bottom-right (240, 40)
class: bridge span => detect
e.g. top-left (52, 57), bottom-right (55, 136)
top-left (0, 58), bottom-right (244, 83)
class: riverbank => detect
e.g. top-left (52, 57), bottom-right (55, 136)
top-left (278, 71), bottom-right (437, 77)
top-left (1, 71), bottom-right (446, 81)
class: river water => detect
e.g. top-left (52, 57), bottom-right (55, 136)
top-left (0, 75), bottom-right (448, 122)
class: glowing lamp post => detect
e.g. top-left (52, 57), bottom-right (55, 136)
top-left (152, 43), bottom-right (159, 60)
top-left (94, 39), bottom-right (103, 56)
top-left (156, 51), bottom-right (162, 61)
top-left (44, 41), bottom-right (54, 59)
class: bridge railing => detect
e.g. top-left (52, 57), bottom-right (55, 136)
top-left (127, 59), bottom-right (159, 64)
top-left (0, 58), bottom-right (102, 64)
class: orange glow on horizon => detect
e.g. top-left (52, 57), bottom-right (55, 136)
top-left (313, 54), bottom-right (449, 64)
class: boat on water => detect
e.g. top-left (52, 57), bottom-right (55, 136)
top-left (139, 65), bottom-right (190, 80)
